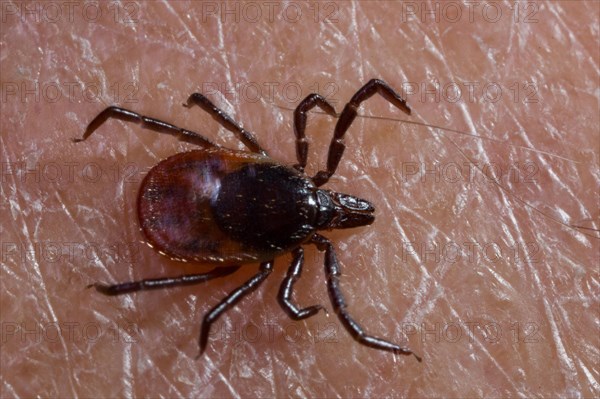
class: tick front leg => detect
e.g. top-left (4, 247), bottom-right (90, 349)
top-left (313, 79), bottom-right (412, 186)
top-left (90, 266), bottom-right (241, 295)
top-left (292, 94), bottom-right (338, 172)
top-left (183, 92), bottom-right (266, 155)
top-left (74, 106), bottom-right (219, 148)
top-left (311, 234), bottom-right (422, 361)
top-left (278, 247), bottom-right (324, 320)
top-left (198, 261), bottom-right (274, 357)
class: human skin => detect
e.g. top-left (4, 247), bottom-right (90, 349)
top-left (1, 1), bottom-right (598, 397)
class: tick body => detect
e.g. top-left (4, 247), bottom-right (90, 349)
top-left (77, 79), bottom-right (421, 361)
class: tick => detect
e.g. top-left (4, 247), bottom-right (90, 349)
top-left (76, 79), bottom-right (421, 361)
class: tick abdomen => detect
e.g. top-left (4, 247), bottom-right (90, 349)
top-left (138, 149), bottom-right (317, 263)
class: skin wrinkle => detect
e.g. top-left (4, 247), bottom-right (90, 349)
top-left (349, 2), bottom-right (364, 83)
top-left (34, 261), bottom-right (78, 397)
top-left (2, 1), bottom-right (599, 397)
top-left (216, 369), bottom-right (240, 399)
top-left (147, 357), bottom-right (185, 398)
top-left (122, 343), bottom-right (133, 398)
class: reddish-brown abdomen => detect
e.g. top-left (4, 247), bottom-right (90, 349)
top-left (137, 148), bottom-right (272, 264)
top-left (138, 148), bottom-right (320, 265)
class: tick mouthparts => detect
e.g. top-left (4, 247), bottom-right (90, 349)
top-left (316, 190), bottom-right (375, 230)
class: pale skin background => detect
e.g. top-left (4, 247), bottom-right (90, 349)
top-left (1, 1), bottom-right (599, 397)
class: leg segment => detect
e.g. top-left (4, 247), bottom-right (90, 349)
top-left (313, 79), bottom-right (412, 186)
top-left (292, 94), bottom-right (338, 172)
top-left (198, 261), bottom-right (274, 356)
top-left (183, 93), bottom-right (266, 155)
top-left (74, 106), bottom-right (219, 148)
top-left (311, 234), bottom-right (421, 361)
top-left (278, 248), bottom-right (324, 320)
top-left (90, 266), bottom-right (241, 296)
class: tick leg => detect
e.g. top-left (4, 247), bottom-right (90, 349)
top-left (74, 106), bottom-right (219, 148)
top-left (278, 248), bottom-right (324, 320)
top-left (292, 94), bottom-right (338, 172)
top-left (183, 93), bottom-right (266, 155)
top-left (198, 261), bottom-right (274, 356)
top-left (90, 266), bottom-right (241, 296)
top-left (311, 234), bottom-right (421, 361)
top-left (313, 79), bottom-right (412, 186)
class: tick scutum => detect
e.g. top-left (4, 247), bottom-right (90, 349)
top-left (213, 163), bottom-right (318, 252)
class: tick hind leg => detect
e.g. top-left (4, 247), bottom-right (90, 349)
top-left (313, 79), bottom-right (412, 186)
top-left (90, 265), bottom-right (241, 296)
top-left (278, 247), bottom-right (324, 320)
top-left (198, 261), bottom-right (274, 356)
top-left (74, 106), bottom-right (219, 148)
top-left (183, 92), bottom-right (266, 155)
top-left (311, 234), bottom-right (422, 361)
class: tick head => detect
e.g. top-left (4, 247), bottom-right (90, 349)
top-left (315, 189), bottom-right (375, 230)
